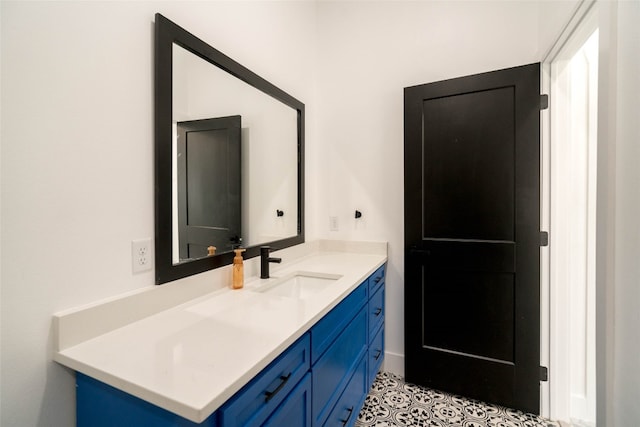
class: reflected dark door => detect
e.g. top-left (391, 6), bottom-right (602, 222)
top-left (404, 64), bottom-right (541, 413)
top-left (177, 116), bottom-right (241, 260)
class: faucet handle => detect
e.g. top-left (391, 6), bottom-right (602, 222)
top-left (262, 246), bottom-right (281, 262)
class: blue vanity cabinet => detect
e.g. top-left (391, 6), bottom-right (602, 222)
top-left (367, 264), bottom-right (386, 388)
top-left (309, 263), bottom-right (385, 427)
top-left (75, 263), bottom-right (386, 427)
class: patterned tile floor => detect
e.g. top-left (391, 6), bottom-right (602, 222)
top-left (356, 372), bottom-right (559, 427)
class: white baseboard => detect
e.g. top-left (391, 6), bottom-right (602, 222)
top-left (382, 351), bottom-right (404, 377)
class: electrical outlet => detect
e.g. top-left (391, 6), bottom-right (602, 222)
top-left (132, 238), bottom-right (152, 273)
top-left (329, 216), bottom-right (339, 231)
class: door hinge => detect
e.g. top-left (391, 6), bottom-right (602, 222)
top-left (540, 231), bottom-right (549, 247)
top-left (540, 94), bottom-right (549, 110)
top-left (540, 366), bottom-right (549, 382)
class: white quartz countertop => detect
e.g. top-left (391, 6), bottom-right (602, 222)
top-left (53, 241), bottom-right (387, 423)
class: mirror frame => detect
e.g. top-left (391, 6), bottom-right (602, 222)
top-left (154, 13), bottom-right (305, 285)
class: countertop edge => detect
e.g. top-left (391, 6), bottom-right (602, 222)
top-left (54, 352), bottom-right (203, 422)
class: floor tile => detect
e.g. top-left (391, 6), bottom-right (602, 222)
top-left (356, 372), bottom-right (559, 427)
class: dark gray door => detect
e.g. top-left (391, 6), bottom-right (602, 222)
top-left (404, 63), bottom-right (541, 413)
top-left (177, 116), bottom-right (241, 260)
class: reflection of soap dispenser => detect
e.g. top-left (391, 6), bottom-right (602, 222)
top-left (232, 249), bottom-right (246, 289)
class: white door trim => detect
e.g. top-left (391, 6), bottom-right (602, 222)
top-left (541, 0), bottom-right (599, 423)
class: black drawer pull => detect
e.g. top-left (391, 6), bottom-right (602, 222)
top-left (264, 373), bottom-right (291, 402)
top-left (340, 406), bottom-right (354, 426)
top-left (374, 349), bottom-right (382, 361)
top-left (374, 308), bottom-right (382, 316)
top-left (374, 276), bottom-right (382, 283)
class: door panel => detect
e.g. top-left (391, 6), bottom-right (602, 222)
top-left (177, 116), bottom-right (241, 260)
top-left (185, 128), bottom-right (232, 227)
top-left (404, 63), bottom-right (541, 413)
top-left (423, 271), bottom-right (515, 363)
top-left (423, 87), bottom-right (515, 241)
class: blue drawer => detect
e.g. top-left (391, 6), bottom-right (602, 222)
top-left (322, 355), bottom-right (368, 427)
top-left (219, 334), bottom-right (310, 427)
top-left (368, 285), bottom-right (384, 337)
top-left (310, 282), bottom-right (367, 364)
top-left (312, 307), bottom-right (367, 426)
top-left (262, 372), bottom-right (311, 427)
top-left (367, 323), bottom-right (384, 389)
top-left (367, 264), bottom-right (385, 295)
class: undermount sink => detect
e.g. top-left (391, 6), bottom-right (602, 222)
top-left (254, 271), bottom-right (342, 299)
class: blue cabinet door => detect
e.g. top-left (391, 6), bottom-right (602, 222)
top-left (367, 324), bottom-right (384, 389)
top-left (321, 356), bottom-right (367, 427)
top-left (312, 307), bottom-right (367, 426)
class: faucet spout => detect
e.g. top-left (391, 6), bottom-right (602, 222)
top-left (260, 246), bottom-right (282, 279)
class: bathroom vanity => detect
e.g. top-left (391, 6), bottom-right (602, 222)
top-left (51, 14), bottom-right (387, 427)
top-left (53, 240), bottom-right (386, 426)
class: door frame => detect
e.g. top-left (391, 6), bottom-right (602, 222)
top-left (541, 0), bottom-right (599, 422)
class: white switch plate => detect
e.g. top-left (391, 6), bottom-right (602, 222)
top-left (329, 216), bottom-right (339, 231)
top-left (132, 238), bottom-right (152, 273)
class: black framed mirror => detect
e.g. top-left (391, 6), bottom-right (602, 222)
top-left (154, 13), bottom-right (304, 285)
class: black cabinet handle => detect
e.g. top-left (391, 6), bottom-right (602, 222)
top-left (340, 406), bottom-right (354, 426)
top-left (264, 373), bottom-right (291, 402)
top-left (374, 276), bottom-right (382, 283)
top-left (374, 308), bottom-right (382, 316)
top-left (374, 349), bottom-right (382, 361)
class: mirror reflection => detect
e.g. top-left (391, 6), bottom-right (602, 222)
top-left (171, 44), bottom-right (298, 264)
top-left (154, 13), bottom-right (304, 285)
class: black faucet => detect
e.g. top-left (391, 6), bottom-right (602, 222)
top-left (260, 246), bottom-right (282, 279)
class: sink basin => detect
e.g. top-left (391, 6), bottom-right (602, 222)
top-left (254, 271), bottom-right (342, 299)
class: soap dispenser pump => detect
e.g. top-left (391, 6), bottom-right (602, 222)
top-left (232, 248), bottom-right (246, 289)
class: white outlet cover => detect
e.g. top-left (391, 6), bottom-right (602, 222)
top-left (132, 238), bottom-right (152, 273)
top-left (329, 216), bottom-right (339, 231)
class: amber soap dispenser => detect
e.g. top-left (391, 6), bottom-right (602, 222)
top-left (232, 248), bottom-right (246, 289)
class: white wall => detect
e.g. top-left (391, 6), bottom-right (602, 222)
top-left (6, 1), bottom-right (638, 426)
top-left (594, 1), bottom-right (640, 425)
top-left (0, 2), bottom-right (317, 425)
top-left (314, 0), bottom-right (577, 374)
top-left (611, 1), bottom-right (640, 424)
